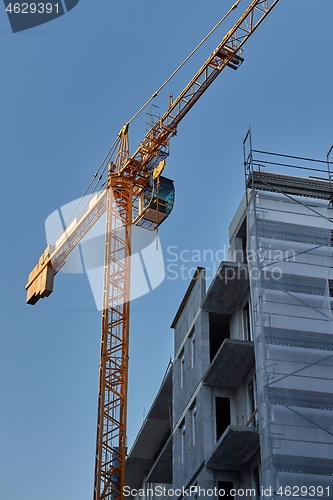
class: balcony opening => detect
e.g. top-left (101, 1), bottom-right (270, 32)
top-left (209, 313), bottom-right (230, 362)
top-left (189, 326), bottom-right (195, 369)
top-left (215, 397), bottom-right (230, 442)
top-left (218, 481), bottom-right (233, 499)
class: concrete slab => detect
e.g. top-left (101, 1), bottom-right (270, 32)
top-left (203, 339), bottom-right (254, 388)
top-left (125, 457), bottom-right (152, 490)
top-left (146, 435), bottom-right (172, 484)
top-left (128, 419), bottom-right (170, 460)
top-left (206, 425), bottom-right (259, 471)
top-left (202, 262), bottom-right (249, 315)
top-left (125, 367), bottom-right (172, 489)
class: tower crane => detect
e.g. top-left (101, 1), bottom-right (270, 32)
top-left (25, 1), bottom-right (280, 499)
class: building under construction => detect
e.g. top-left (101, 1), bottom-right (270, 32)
top-left (125, 138), bottom-right (333, 499)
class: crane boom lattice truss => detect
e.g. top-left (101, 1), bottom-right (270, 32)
top-left (25, 2), bottom-right (281, 500)
top-left (121, 0), bottom-right (280, 180)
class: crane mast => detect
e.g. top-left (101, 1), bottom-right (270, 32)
top-left (25, 2), bottom-right (281, 500)
top-left (94, 175), bottom-right (132, 500)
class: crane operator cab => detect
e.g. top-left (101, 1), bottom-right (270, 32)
top-left (134, 175), bottom-right (175, 231)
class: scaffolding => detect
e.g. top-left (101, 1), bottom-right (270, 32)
top-left (244, 130), bottom-right (333, 499)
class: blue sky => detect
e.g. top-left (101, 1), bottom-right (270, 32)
top-left (1, 1), bottom-right (333, 499)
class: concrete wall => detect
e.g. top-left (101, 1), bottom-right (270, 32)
top-left (172, 272), bottom-right (213, 492)
top-left (173, 310), bottom-right (210, 425)
top-left (172, 263), bottom-right (256, 495)
top-left (173, 270), bottom-right (206, 357)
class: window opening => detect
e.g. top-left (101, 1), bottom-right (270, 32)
top-left (181, 423), bottom-right (186, 464)
top-left (191, 404), bottom-right (197, 446)
top-left (218, 482), bottom-right (234, 500)
top-left (215, 397), bottom-right (230, 441)
top-left (190, 326), bottom-right (196, 369)
top-left (180, 350), bottom-right (185, 389)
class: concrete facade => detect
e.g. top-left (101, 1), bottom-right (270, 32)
top-left (125, 167), bottom-right (333, 500)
